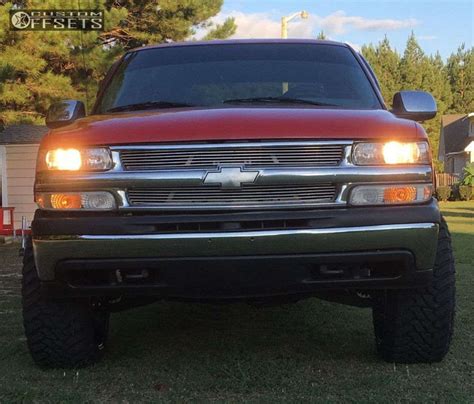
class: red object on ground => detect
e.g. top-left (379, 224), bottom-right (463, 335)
top-left (0, 207), bottom-right (15, 235)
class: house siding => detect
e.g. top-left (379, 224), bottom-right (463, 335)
top-left (439, 114), bottom-right (474, 174)
top-left (446, 155), bottom-right (469, 175)
top-left (5, 144), bottom-right (38, 229)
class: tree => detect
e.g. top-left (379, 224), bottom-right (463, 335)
top-left (362, 36), bottom-right (401, 106)
top-left (446, 44), bottom-right (474, 113)
top-left (0, 1), bottom-right (128, 123)
top-left (316, 30), bottom-right (327, 40)
top-left (1, 3), bottom-right (73, 123)
top-left (203, 17), bottom-right (236, 40)
top-left (399, 32), bottom-right (425, 90)
top-left (101, 0), bottom-right (236, 49)
top-left (420, 52), bottom-right (453, 164)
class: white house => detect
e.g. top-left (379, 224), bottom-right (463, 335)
top-left (438, 113), bottom-right (474, 174)
top-left (0, 125), bottom-right (48, 230)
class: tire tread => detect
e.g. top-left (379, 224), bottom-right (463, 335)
top-left (372, 216), bottom-right (455, 363)
top-left (22, 238), bottom-right (107, 368)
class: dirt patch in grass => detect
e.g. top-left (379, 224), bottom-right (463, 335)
top-left (0, 244), bottom-right (21, 301)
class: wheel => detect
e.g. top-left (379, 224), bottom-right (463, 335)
top-left (22, 238), bottom-right (109, 368)
top-left (372, 216), bottom-right (455, 363)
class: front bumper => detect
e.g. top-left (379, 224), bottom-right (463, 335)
top-left (32, 202), bottom-right (440, 299)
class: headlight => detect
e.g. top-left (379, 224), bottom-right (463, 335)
top-left (352, 141), bottom-right (430, 165)
top-left (350, 184), bottom-right (432, 206)
top-left (44, 148), bottom-right (113, 171)
top-left (36, 192), bottom-right (117, 210)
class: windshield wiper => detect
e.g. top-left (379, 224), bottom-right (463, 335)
top-left (106, 101), bottom-right (195, 113)
top-left (222, 96), bottom-right (337, 107)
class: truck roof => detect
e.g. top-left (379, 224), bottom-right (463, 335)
top-left (129, 39), bottom-right (349, 54)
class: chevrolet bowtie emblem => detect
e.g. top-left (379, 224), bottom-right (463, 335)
top-left (203, 166), bottom-right (259, 189)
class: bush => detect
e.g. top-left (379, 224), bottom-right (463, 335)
top-left (436, 186), bottom-right (451, 202)
top-left (461, 163), bottom-right (474, 186)
top-left (459, 186), bottom-right (473, 201)
top-left (451, 184), bottom-right (460, 200)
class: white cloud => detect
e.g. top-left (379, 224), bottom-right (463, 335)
top-left (222, 11), bottom-right (281, 38)
top-left (201, 10), bottom-right (419, 39)
top-left (316, 11), bottom-right (418, 35)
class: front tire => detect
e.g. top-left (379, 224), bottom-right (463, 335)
top-left (22, 238), bottom-right (109, 368)
top-left (372, 217), bottom-right (455, 363)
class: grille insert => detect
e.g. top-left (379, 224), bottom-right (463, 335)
top-left (120, 144), bottom-right (344, 170)
top-left (127, 184), bottom-right (337, 209)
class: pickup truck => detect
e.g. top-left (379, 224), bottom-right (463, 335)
top-left (23, 39), bottom-right (455, 368)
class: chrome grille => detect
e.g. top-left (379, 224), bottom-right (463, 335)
top-left (127, 184), bottom-right (337, 209)
top-left (120, 144), bottom-right (344, 170)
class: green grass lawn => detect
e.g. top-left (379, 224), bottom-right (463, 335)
top-left (0, 202), bottom-right (473, 402)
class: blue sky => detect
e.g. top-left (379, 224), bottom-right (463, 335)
top-left (211, 0), bottom-right (473, 59)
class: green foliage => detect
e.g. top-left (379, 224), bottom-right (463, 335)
top-left (436, 186), bottom-right (451, 202)
top-left (203, 17), bottom-right (236, 40)
top-left (101, 0), bottom-right (236, 49)
top-left (461, 163), bottom-right (474, 186)
top-left (361, 36), bottom-right (401, 107)
top-left (316, 31), bottom-right (327, 40)
top-left (400, 32), bottom-right (425, 90)
top-left (0, 1), bottom-right (121, 123)
top-left (446, 44), bottom-right (474, 113)
top-left (458, 186), bottom-right (473, 201)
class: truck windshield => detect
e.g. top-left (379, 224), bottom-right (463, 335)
top-left (96, 43), bottom-right (382, 113)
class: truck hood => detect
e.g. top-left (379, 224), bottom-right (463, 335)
top-left (41, 107), bottom-right (422, 148)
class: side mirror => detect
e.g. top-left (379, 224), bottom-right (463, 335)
top-left (46, 100), bottom-right (86, 129)
top-left (392, 91), bottom-right (437, 121)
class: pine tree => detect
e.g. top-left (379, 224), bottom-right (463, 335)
top-left (362, 36), bottom-right (401, 106)
top-left (446, 44), bottom-right (474, 113)
top-left (0, 1), bottom-right (127, 123)
top-left (316, 31), bottom-right (327, 40)
top-left (420, 53), bottom-right (453, 164)
top-left (400, 32), bottom-right (425, 90)
top-left (203, 17), bottom-right (236, 40)
top-left (101, 0), bottom-right (236, 49)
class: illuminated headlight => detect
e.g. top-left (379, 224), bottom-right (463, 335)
top-left (350, 184), bottom-right (432, 206)
top-left (352, 142), bottom-right (430, 165)
top-left (45, 148), bottom-right (113, 171)
top-left (36, 192), bottom-right (116, 210)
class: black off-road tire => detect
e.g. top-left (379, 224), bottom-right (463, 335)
top-left (372, 217), bottom-right (455, 363)
top-left (22, 238), bottom-right (109, 368)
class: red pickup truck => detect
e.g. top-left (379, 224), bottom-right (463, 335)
top-left (23, 39), bottom-right (455, 368)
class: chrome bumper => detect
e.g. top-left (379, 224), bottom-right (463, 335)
top-left (33, 223), bottom-right (439, 281)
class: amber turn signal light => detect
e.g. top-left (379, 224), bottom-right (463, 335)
top-left (50, 193), bottom-right (82, 209)
top-left (36, 192), bottom-right (117, 210)
top-left (383, 186), bottom-right (417, 203)
top-left (350, 184), bottom-right (432, 206)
